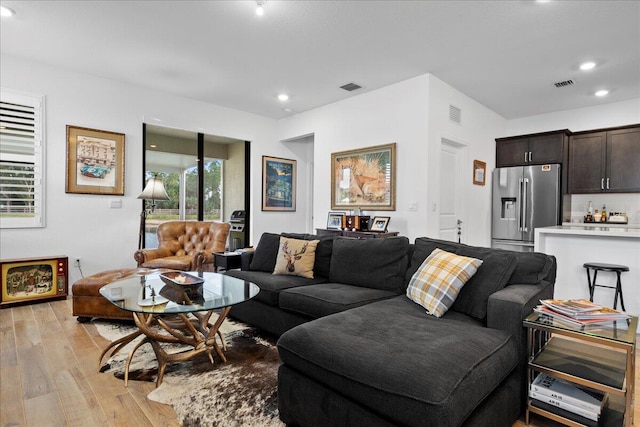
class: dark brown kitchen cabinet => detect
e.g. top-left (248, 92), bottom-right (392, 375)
top-left (496, 130), bottom-right (570, 167)
top-left (568, 125), bottom-right (640, 193)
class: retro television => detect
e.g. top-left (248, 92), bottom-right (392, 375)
top-left (1, 256), bottom-right (68, 308)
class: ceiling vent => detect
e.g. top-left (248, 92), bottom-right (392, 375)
top-left (340, 82), bottom-right (362, 92)
top-left (554, 79), bottom-right (574, 88)
top-left (449, 105), bottom-right (462, 124)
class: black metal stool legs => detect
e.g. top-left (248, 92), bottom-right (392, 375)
top-left (583, 262), bottom-right (629, 312)
top-left (586, 268), bottom-right (596, 302)
top-left (614, 271), bottom-right (625, 311)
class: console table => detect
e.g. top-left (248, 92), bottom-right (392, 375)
top-left (315, 228), bottom-right (399, 239)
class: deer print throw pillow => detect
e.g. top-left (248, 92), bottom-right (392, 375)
top-left (273, 237), bottom-right (319, 279)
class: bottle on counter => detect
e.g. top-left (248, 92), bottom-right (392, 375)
top-left (601, 204), bottom-right (607, 222)
top-left (585, 201), bottom-right (594, 222)
top-left (594, 209), bottom-right (601, 222)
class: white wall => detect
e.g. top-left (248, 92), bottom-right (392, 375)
top-left (0, 55), bottom-right (311, 284)
top-left (426, 75), bottom-right (507, 246)
top-left (278, 74), bottom-right (507, 244)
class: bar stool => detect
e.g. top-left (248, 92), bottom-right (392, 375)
top-left (583, 262), bottom-right (629, 311)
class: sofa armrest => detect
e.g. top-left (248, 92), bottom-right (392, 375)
top-left (240, 251), bottom-right (254, 270)
top-left (133, 248), bottom-right (174, 267)
top-left (487, 281), bottom-right (554, 358)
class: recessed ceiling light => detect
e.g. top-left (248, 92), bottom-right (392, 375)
top-left (0, 5), bottom-right (16, 17)
top-left (256, 1), bottom-right (265, 16)
top-left (278, 94), bottom-right (289, 102)
top-left (580, 61), bottom-right (596, 71)
top-left (595, 90), bottom-right (609, 97)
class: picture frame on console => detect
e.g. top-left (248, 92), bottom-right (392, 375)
top-left (65, 125), bottom-right (125, 195)
top-left (262, 156), bottom-right (297, 211)
top-left (370, 216), bottom-right (390, 232)
top-left (327, 211), bottom-right (346, 229)
top-left (331, 143), bottom-right (396, 211)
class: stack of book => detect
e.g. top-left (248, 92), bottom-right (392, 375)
top-left (534, 298), bottom-right (631, 326)
top-left (530, 373), bottom-right (607, 426)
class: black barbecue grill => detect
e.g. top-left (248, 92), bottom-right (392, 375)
top-left (229, 210), bottom-right (245, 251)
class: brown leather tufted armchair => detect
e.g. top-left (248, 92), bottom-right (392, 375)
top-left (134, 221), bottom-right (231, 272)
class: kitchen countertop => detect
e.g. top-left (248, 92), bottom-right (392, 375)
top-left (536, 225), bottom-right (640, 238)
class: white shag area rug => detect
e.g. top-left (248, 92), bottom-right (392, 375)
top-left (96, 317), bottom-right (284, 427)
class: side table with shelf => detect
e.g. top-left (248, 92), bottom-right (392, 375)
top-left (213, 252), bottom-right (242, 272)
top-left (523, 312), bottom-right (637, 427)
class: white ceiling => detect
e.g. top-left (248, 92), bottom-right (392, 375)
top-left (1, 1), bottom-right (639, 120)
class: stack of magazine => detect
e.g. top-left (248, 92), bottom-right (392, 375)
top-left (530, 373), bottom-right (607, 426)
top-left (534, 299), bottom-right (630, 326)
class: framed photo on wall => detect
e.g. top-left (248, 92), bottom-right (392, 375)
top-left (65, 125), bottom-right (125, 195)
top-left (262, 156), bottom-right (296, 211)
top-left (473, 159), bottom-right (486, 186)
top-left (331, 143), bottom-right (396, 211)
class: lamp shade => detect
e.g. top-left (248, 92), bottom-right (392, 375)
top-left (138, 177), bottom-right (170, 201)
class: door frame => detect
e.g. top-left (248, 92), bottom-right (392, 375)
top-left (439, 137), bottom-right (467, 243)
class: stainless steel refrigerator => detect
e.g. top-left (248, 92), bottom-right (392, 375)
top-left (491, 164), bottom-right (561, 252)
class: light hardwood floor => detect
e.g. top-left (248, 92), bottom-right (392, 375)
top-left (0, 299), bottom-right (637, 426)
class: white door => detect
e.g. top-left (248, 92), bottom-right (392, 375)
top-left (439, 139), bottom-right (465, 242)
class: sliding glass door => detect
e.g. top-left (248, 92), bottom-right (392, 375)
top-left (142, 124), bottom-right (247, 249)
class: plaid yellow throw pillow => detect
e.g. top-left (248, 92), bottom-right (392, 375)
top-left (406, 248), bottom-right (483, 317)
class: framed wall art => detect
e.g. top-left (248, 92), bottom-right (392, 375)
top-left (326, 211), bottom-right (346, 229)
top-left (473, 159), bottom-right (486, 186)
top-left (1, 256), bottom-right (68, 308)
top-left (331, 143), bottom-right (396, 211)
top-left (370, 216), bottom-right (390, 232)
top-left (262, 156), bottom-right (296, 211)
top-left (66, 125), bottom-right (125, 195)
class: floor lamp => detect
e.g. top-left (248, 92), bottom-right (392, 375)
top-left (138, 176), bottom-right (170, 250)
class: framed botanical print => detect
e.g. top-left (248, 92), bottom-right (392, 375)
top-left (65, 125), bottom-right (125, 195)
top-left (331, 143), bottom-right (396, 211)
top-left (262, 156), bottom-right (296, 211)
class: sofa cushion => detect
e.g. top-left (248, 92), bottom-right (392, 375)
top-left (405, 237), bottom-right (462, 283)
top-left (451, 246), bottom-right (518, 320)
top-left (505, 251), bottom-right (555, 285)
top-left (282, 233), bottom-right (334, 279)
top-left (223, 270), bottom-right (327, 306)
top-left (277, 296), bottom-right (519, 427)
top-left (273, 237), bottom-right (319, 279)
top-left (329, 236), bottom-right (409, 293)
top-left (406, 248), bottom-right (483, 317)
top-left (249, 233), bottom-right (281, 272)
top-left (279, 283), bottom-right (397, 319)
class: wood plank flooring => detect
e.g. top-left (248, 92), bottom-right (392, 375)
top-left (0, 299), bottom-right (637, 426)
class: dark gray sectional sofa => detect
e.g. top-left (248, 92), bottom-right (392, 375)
top-left (224, 232), bottom-right (556, 427)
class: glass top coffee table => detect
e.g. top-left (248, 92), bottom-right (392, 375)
top-left (98, 271), bottom-right (259, 387)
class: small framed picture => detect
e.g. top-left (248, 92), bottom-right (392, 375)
top-left (370, 216), bottom-right (390, 232)
top-left (326, 212), bottom-right (345, 229)
top-left (473, 160), bottom-right (486, 186)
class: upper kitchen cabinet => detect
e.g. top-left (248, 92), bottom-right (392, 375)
top-left (568, 125), bottom-right (640, 193)
top-left (496, 130), bottom-right (570, 167)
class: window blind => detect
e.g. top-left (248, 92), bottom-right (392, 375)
top-left (0, 89), bottom-right (45, 228)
